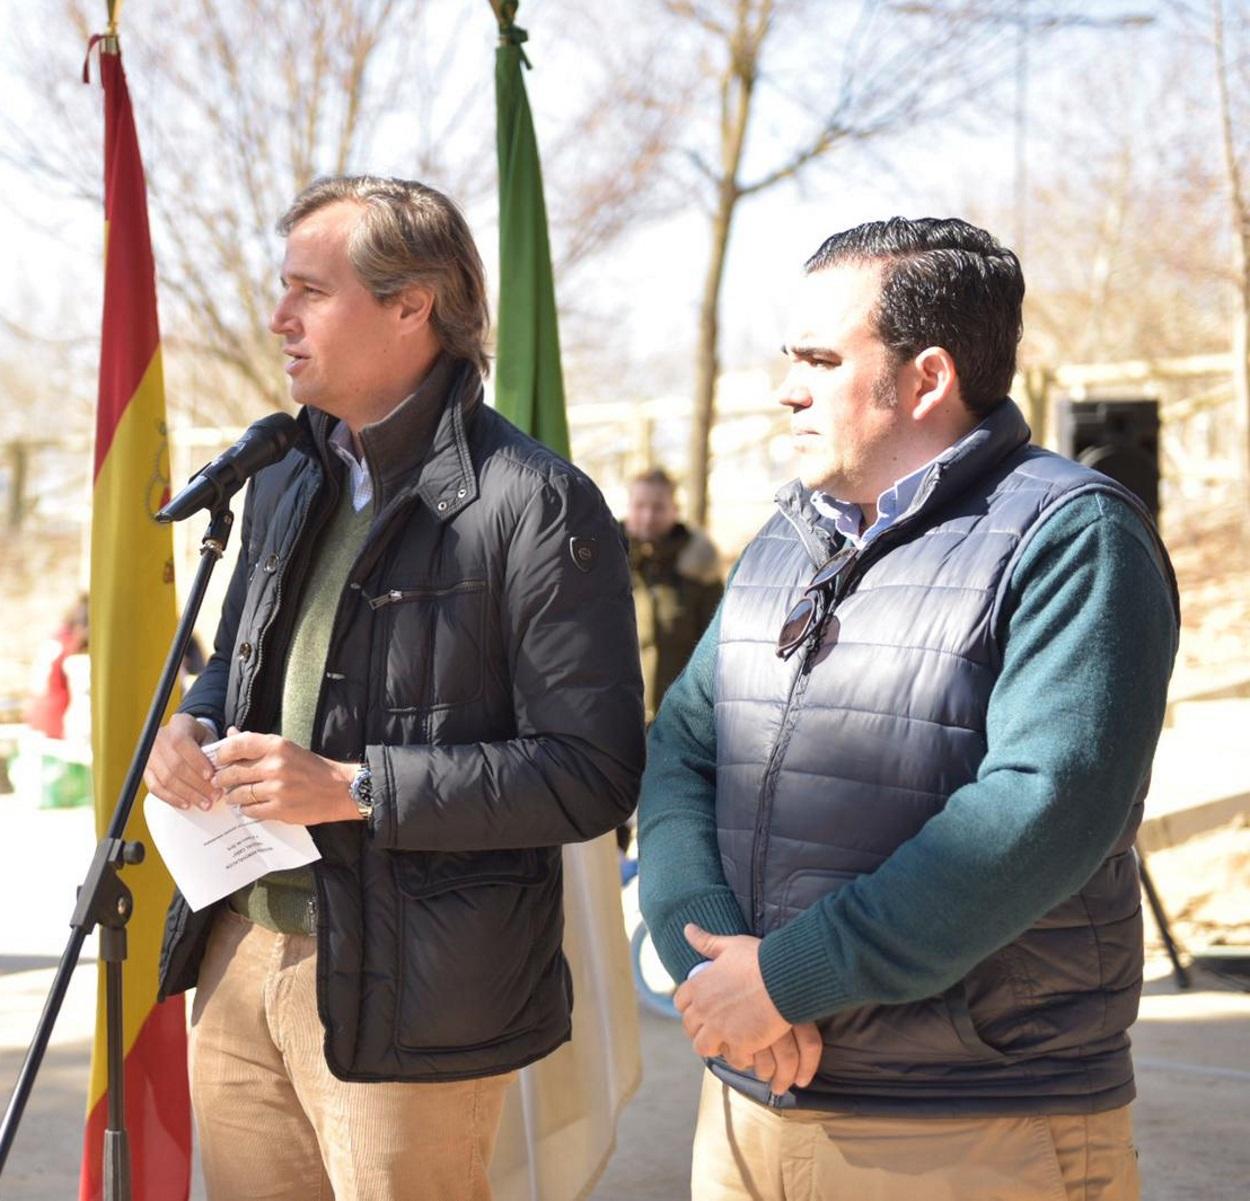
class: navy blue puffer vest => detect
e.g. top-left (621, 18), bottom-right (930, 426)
top-left (714, 400), bottom-right (1176, 1115)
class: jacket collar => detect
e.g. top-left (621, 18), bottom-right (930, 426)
top-left (776, 398), bottom-right (1031, 565)
top-left (300, 356), bottom-right (483, 519)
top-left (406, 359), bottom-right (483, 521)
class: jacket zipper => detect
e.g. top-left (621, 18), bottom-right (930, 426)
top-left (367, 580), bottom-right (485, 609)
top-left (237, 472), bottom-right (330, 730)
top-left (747, 477), bottom-right (944, 930)
top-left (749, 643), bottom-right (819, 930)
top-left (303, 484), bottom-right (475, 944)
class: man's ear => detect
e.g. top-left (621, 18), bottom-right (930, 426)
top-left (911, 346), bottom-right (960, 420)
top-left (394, 285), bottom-right (435, 332)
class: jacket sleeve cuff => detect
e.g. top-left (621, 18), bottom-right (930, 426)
top-left (648, 890), bottom-right (751, 984)
top-left (178, 703), bottom-right (223, 729)
top-left (365, 745), bottom-right (395, 847)
top-left (192, 716), bottom-right (220, 740)
top-left (758, 908), bottom-right (852, 1025)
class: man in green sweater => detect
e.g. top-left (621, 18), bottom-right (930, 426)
top-left (638, 217), bottom-right (1177, 1200)
top-left (143, 178), bottom-right (644, 1201)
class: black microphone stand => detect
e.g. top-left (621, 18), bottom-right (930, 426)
top-left (0, 506), bottom-right (235, 1199)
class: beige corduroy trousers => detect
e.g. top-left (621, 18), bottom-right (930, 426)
top-left (189, 909), bottom-right (514, 1201)
top-left (692, 1069), bottom-right (1140, 1201)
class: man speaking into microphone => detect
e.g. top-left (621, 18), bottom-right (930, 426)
top-left (143, 176), bottom-right (644, 1201)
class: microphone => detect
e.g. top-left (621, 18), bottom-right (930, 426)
top-left (157, 412), bottom-right (299, 523)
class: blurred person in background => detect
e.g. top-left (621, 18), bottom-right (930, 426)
top-left (623, 468), bottom-right (722, 725)
top-left (24, 592), bottom-right (88, 739)
top-left (620, 468), bottom-right (721, 857)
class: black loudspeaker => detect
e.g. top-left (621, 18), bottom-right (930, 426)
top-left (1055, 398), bottom-right (1160, 520)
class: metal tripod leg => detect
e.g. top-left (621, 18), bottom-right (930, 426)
top-left (1137, 844), bottom-right (1190, 990)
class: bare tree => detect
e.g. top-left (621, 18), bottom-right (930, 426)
top-left (659, 0), bottom-right (1010, 526)
top-left (2, 0), bottom-right (690, 425)
top-left (1019, 37), bottom-right (1228, 370)
top-left (515, 4), bottom-right (697, 385)
top-left (3, 0), bottom-right (467, 422)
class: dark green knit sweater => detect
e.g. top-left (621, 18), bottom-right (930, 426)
top-left (637, 492), bottom-right (1178, 1024)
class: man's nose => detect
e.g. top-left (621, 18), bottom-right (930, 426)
top-left (778, 377), bottom-right (812, 411)
top-left (268, 296), bottom-right (294, 336)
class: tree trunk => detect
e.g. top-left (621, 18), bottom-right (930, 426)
top-left (5, 442), bottom-right (27, 532)
top-left (686, 0), bottom-right (761, 528)
top-left (1022, 366), bottom-right (1051, 449)
top-left (1231, 227), bottom-right (1250, 518)
top-left (688, 181), bottom-right (738, 528)
top-left (1212, 0), bottom-right (1250, 521)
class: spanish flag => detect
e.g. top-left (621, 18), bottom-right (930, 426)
top-left (81, 33), bottom-right (192, 1201)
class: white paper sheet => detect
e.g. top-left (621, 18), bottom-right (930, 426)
top-left (142, 791), bottom-right (321, 912)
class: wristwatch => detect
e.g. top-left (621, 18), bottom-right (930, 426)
top-left (349, 763), bottom-right (374, 821)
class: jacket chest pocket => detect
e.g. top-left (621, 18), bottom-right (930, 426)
top-left (371, 580), bottom-right (486, 712)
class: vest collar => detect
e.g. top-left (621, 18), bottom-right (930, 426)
top-left (774, 482), bottom-right (839, 568)
top-left (910, 397), bottom-right (1031, 519)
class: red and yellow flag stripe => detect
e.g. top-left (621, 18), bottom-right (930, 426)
top-left (81, 39), bottom-right (191, 1201)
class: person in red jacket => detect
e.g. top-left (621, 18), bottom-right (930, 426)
top-left (25, 594), bottom-right (88, 739)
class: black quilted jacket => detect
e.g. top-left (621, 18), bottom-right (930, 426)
top-left (158, 361), bottom-right (645, 1082)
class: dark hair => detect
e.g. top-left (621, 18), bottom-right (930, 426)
top-left (804, 217), bottom-right (1023, 415)
top-left (629, 467), bottom-right (677, 492)
top-left (278, 176), bottom-right (491, 376)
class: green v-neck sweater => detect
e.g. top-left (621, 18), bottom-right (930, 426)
top-left (231, 487), bottom-right (374, 933)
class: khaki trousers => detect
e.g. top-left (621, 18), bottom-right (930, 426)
top-left (692, 1071), bottom-right (1141, 1201)
top-left (189, 909), bottom-right (514, 1201)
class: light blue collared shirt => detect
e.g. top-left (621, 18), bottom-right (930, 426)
top-left (810, 455), bottom-right (939, 549)
top-left (329, 421), bottom-right (373, 513)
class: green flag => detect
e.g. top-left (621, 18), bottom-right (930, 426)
top-left (493, 2), bottom-right (570, 458)
top-left (486, 18), bottom-right (642, 1201)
